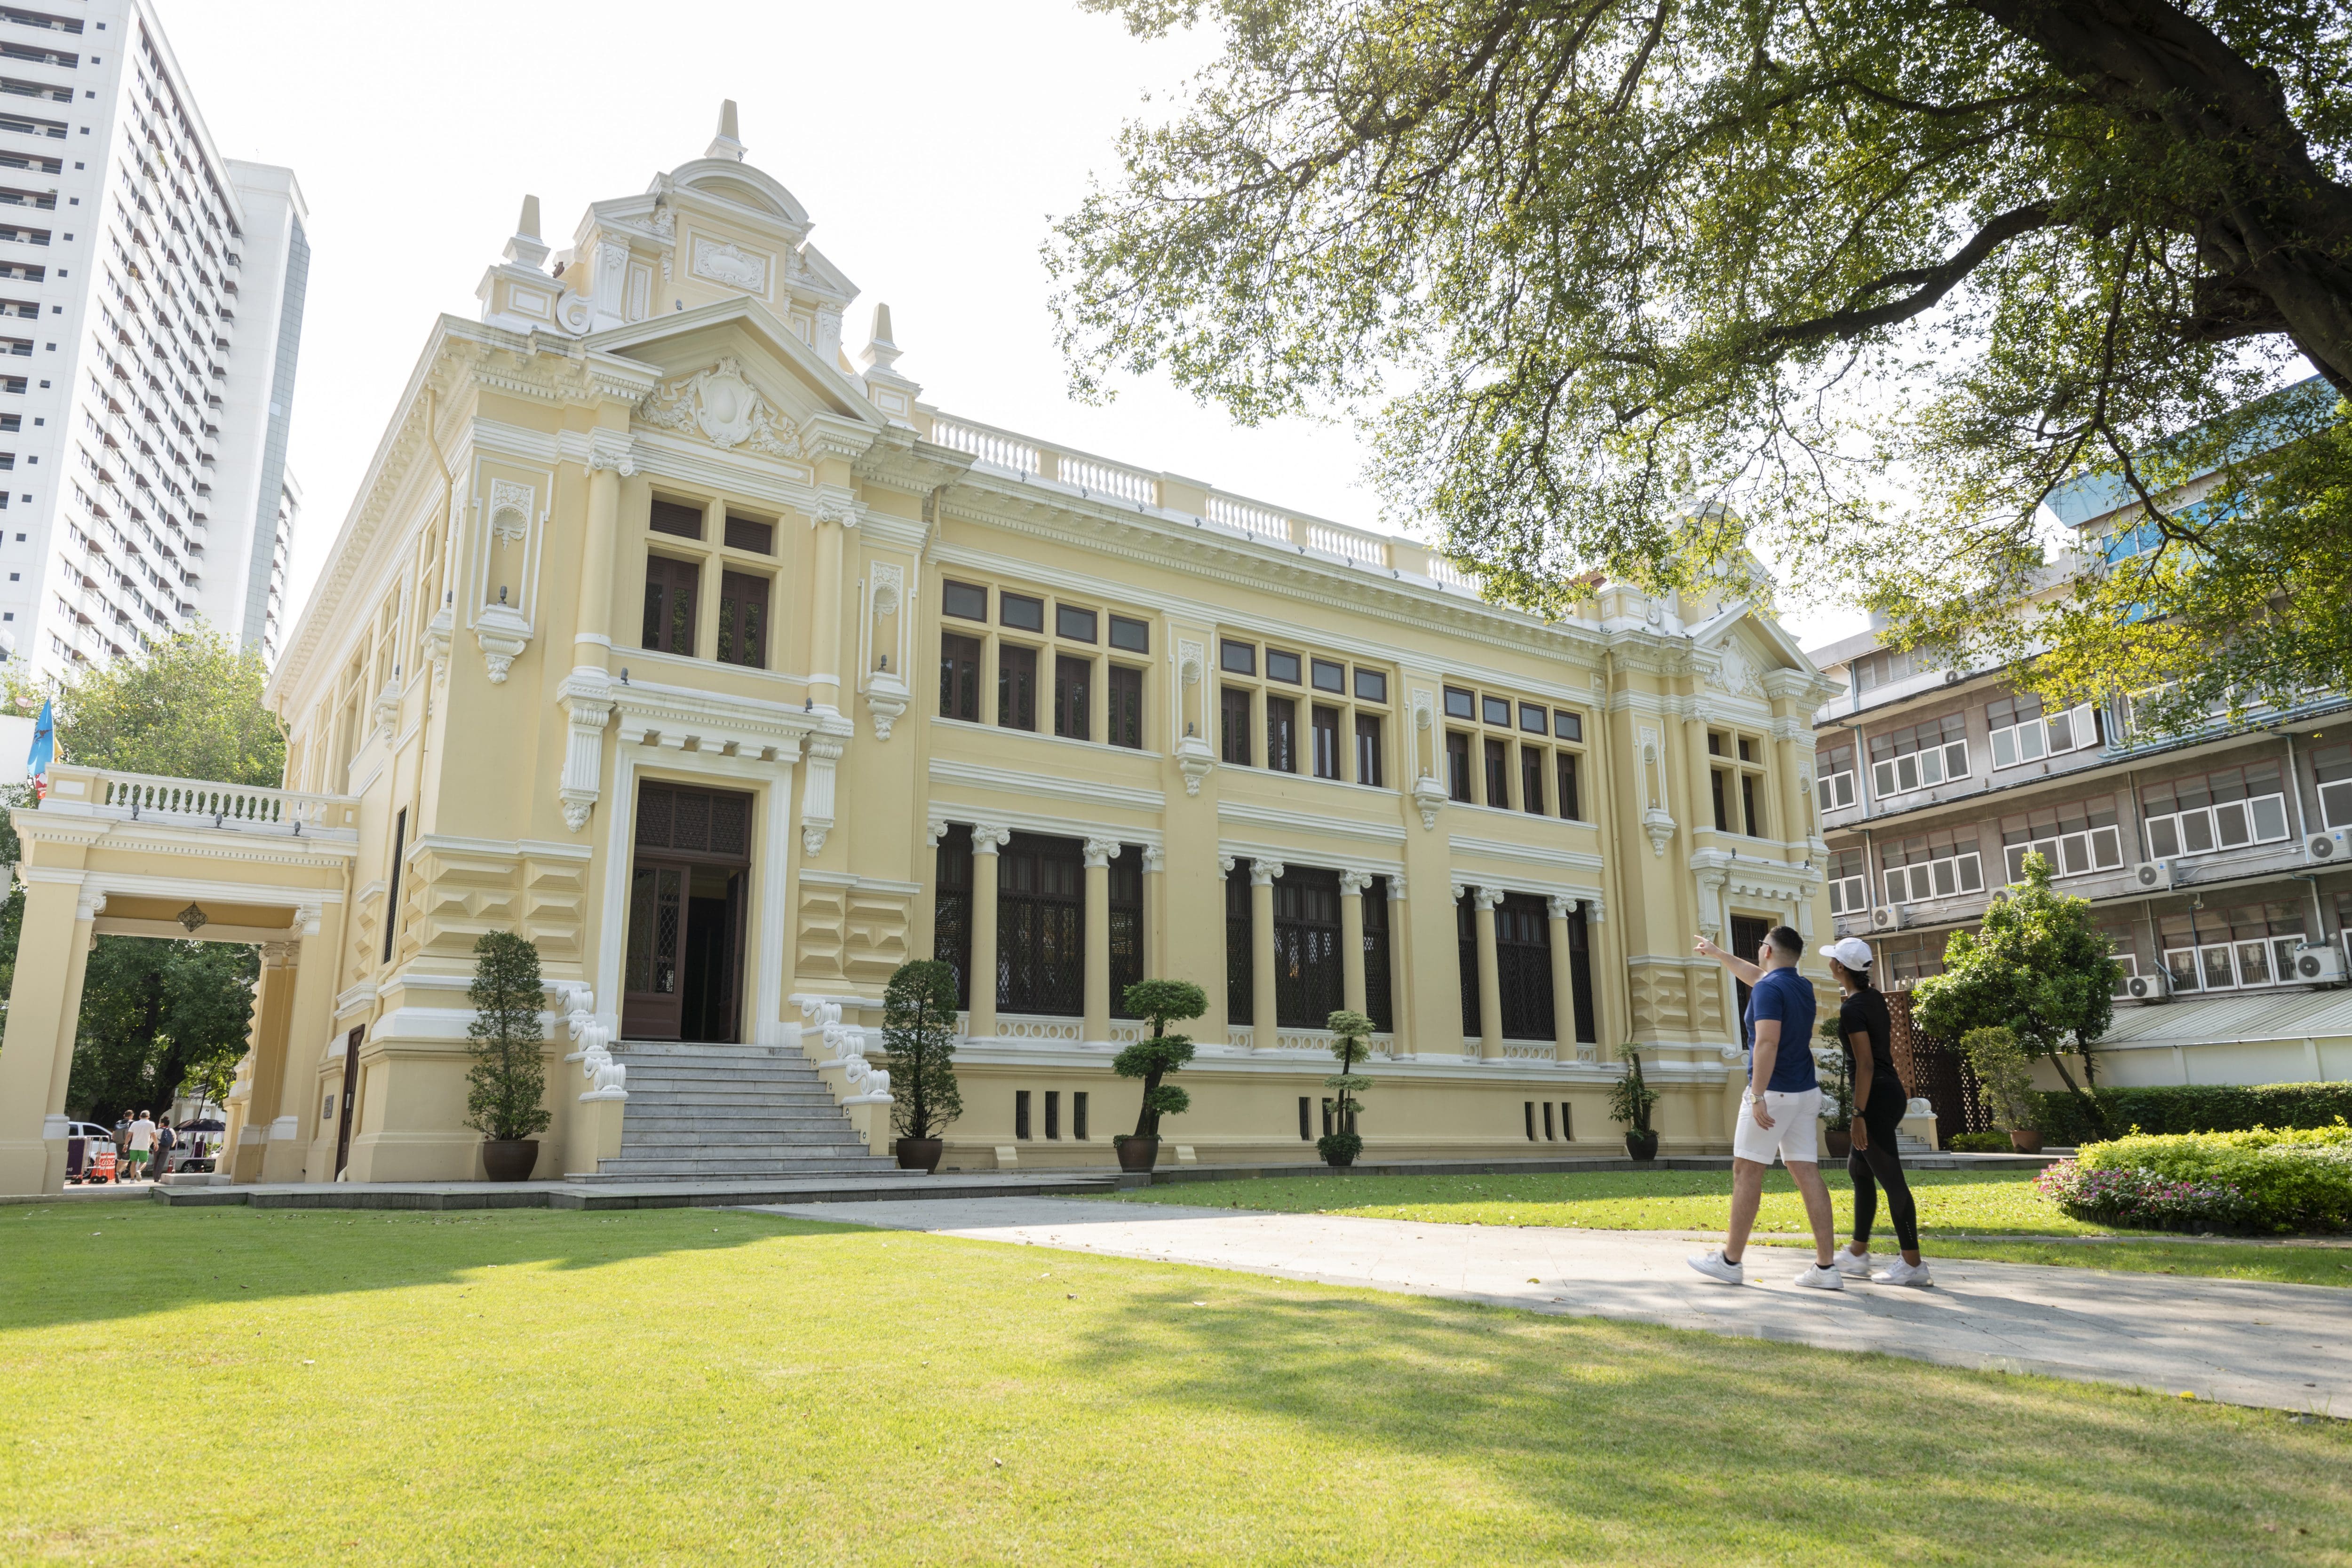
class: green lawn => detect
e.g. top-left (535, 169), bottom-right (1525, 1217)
top-left (2, 1205), bottom-right (2347, 1565)
top-left (1104, 1171), bottom-right (2352, 1287)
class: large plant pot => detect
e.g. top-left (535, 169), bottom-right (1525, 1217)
top-left (2009, 1128), bottom-right (2044, 1154)
top-left (1115, 1135), bottom-right (1160, 1173)
top-left (1624, 1129), bottom-right (1659, 1161)
top-left (896, 1138), bottom-right (944, 1172)
top-left (1317, 1132), bottom-right (1363, 1170)
top-left (1824, 1127), bottom-right (1853, 1160)
top-left (481, 1139), bottom-right (540, 1182)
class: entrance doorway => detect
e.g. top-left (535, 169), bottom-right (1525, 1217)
top-left (622, 782), bottom-right (753, 1041)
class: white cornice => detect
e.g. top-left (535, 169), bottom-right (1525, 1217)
top-left (1216, 800), bottom-right (1409, 845)
top-left (1447, 833), bottom-right (1606, 872)
top-left (927, 757), bottom-right (1164, 814)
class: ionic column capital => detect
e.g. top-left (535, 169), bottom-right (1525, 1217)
top-left (971, 823), bottom-right (1011, 855)
top-left (1082, 836), bottom-right (1120, 869)
top-left (1249, 859), bottom-right (1286, 886)
top-left (1547, 893), bottom-right (1576, 921)
top-left (1471, 886), bottom-right (1505, 911)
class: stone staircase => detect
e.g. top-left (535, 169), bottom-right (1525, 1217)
top-left (580, 1040), bottom-right (903, 1182)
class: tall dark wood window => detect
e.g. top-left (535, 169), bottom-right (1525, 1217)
top-left (1311, 705), bottom-right (1341, 779)
top-left (1730, 915), bottom-right (1773, 1028)
top-left (642, 555), bottom-right (697, 654)
top-left (1273, 867), bottom-right (1343, 1028)
top-left (998, 832), bottom-right (1082, 1015)
top-left (998, 645), bottom-right (1038, 731)
top-left (1457, 893), bottom-right (1480, 1038)
top-left (1484, 737), bottom-right (1510, 807)
top-left (1108, 665), bottom-right (1143, 749)
top-left (1109, 846), bottom-right (1144, 1016)
top-left (649, 498), bottom-right (703, 539)
top-left (1520, 746), bottom-right (1545, 815)
top-left (1221, 686), bottom-right (1253, 765)
top-left (1447, 732), bottom-right (1472, 802)
top-left (939, 633), bottom-right (981, 721)
top-left (723, 515), bottom-right (773, 553)
top-left (1226, 862), bottom-right (1254, 1023)
top-left (1712, 768), bottom-right (1733, 832)
top-left (1557, 752), bottom-right (1581, 820)
top-left (715, 570), bottom-right (767, 667)
top-left (1054, 655), bottom-right (1091, 740)
top-left (1495, 894), bottom-right (1555, 1041)
top-left (933, 824), bottom-right (973, 1009)
top-left (1361, 879), bottom-right (1394, 1033)
top-left (1741, 774), bottom-right (1762, 839)
top-left (1566, 903), bottom-right (1598, 1044)
top-left (1266, 695), bottom-right (1298, 773)
top-left (382, 809), bottom-right (406, 964)
top-left (1355, 715), bottom-right (1382, 786)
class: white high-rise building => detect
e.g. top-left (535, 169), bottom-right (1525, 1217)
top-left (0, 0), bottom-right (307, 680)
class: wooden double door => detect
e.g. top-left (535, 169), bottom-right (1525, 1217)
top-left (622, 782), bottom-right (753, 1041)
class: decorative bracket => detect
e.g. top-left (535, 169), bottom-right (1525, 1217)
top-left (557, 682), bottom-right (614, 832)
top-left (1411, 774), bottom-right (1448, 831)
top-left (1175, 734), bottom-right (1215, 798)
top-left (800, 733), bottom-right (844, 855)
top-left (372, 678), bottom-right (401, 744)
top-left (475, 601), bottom-right (532, 685)
top-left (863, 672), bottom-right (909, 741)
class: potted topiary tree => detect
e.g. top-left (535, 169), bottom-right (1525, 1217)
top-left (879, 958), bottom-right (962, 1172)
top-left (1318, 1008), bottom-right (1375, 1168)
top-left (465, 931), bottom-right (551, 1181)
top-left (1112, 978), bottom-right (1205, 1172)
top-left (1958, 1025), bottom-right (2043, 1152)
top-left (1611, 1042), bottom-right (1660, 1160)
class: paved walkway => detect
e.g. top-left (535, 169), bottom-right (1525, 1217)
top-left (748, 1196), bottom-right (2352, 1415)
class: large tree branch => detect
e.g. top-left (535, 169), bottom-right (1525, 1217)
top-left (1758, 203), bottom-right (2057, 347)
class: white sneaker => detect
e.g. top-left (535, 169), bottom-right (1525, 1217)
top-left (1832, 1248), bottom-right (1873, 1278)
top-left (1873, 1259), bottom-right (1934, 1288)
top-left (1793, 1263), bottom-right (1846, 1291)
top-left (1686, 1250), bottom-right (1745, 1285)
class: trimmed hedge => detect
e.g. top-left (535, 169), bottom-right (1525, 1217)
top-left (2070, 1125), bottom-right (2352, 1232)
top-left (2032, 1081), bottom-right (2352, 1144)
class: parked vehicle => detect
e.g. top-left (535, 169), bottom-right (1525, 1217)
top-left (64, 1124), bottom-right (117, 1184)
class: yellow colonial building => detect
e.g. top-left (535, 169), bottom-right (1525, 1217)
top-left (0, 109), bottom-right (1842, 1194)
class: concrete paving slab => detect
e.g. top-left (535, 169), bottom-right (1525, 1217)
top-left (745, 1196), bottom-right (2352, 1416)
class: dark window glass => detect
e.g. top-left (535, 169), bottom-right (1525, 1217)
top-left (642, 555), bottom-right (697, 654)
top-left (1712, 768), bottom-right (1732, 832)
top-left (1520, 746), bottom-right (1544, 815)
top-left (1298, 1096), bottom-right (1312, 1141)
top-left (1015, 1090), bottom-right (1032, 1140)
top-left (998, 832), bottom-right (1082, 1015)
top-left (1000, 592), bottom-right (1044, 632)
top-left (1362, 878), bottom-right (1393, 1033)
top-left (1447, 732), bottom-right (1472, 802)
top-left (1073, 1091), bottom-right (1089, 1141)
top-left (1273, 867), bottom-right (1344, 1028)
top-left (1221, 686), bottom-right (1253, 765)
top-left (1311, 705), bottom-right (1340, 779)
top-left (1482, 695), bottom-right (1510, 727)
top-left (715, 571), bottom-right (768, 667)
top-left (1443, 686), bottom-right (1474, 719)
top-left (939, 633), bottom-right (981, 721)
top-left (1557, 752), bottom-right (1581, 820)
top-left (1567, 904), bottom-right (1597, 1043)
top-left (1484, 736), bottom-right (1509, 807)
top-left (1738, 736), bottom-right (1756, 762)
top-left (383, 809), bottom-right (405, 964)
top-left (1108, 614), bottom-right (1149, 653)
top-left (1221, 640), bottom-right (1255, 674)
top-left (1519, 702), bottom-right (1546, 734)
top-left (1311, 657), bottom-right (1344, 693)
top-left (1109, 846), bottom-right (1144, 1015)
top-left (649, 498), bottom-right (702, 539)
top-left (1354, 668), bottom-right (1387, 704)
top-left (1045, 1090), bottom-right (1060, 1140)
top-left (1266, 695), bottom-right (1298, 773)
top-left (1741, 774), bottom-right (1761, 839)
top-left (1266, 649), bottom-right (1303, 684)
top-left (1057, 604), bottom-right (1097, 642)
top-left (1708, 732), bottom-right (1724, 756)
top-left (1355, 714), bottom-right (1383, 787)
top-left (1554, 709), bottom-right (1583, 742)
top-left (933, 824), bottom-right (973, 1008)
top-left (1543, 1101), bottom-right (1555, 1140)
top-left (1108, 665), bottom-right (1143, 749)
top-left (1496, 894), bottom-right (1556, 1041)
top-left (1457, 894), bottom-right (1480, 1037)
top-left (1226, 862), bottom-right (1253, 1023)
top-left (998, 644), bottom-right (1037, 731)
top-left (942, 579), bottom-right (988, 622)
top-left (1053, 654), bottom-right (1091, 741)
top-left (723, 515), bottom-right (773, 554)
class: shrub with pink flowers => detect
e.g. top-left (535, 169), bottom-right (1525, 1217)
top-left (2035, 1159), bottom-right (2254, 1231)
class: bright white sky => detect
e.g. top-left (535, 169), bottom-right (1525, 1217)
top-left (163, 0), bottom-right (1866, 651)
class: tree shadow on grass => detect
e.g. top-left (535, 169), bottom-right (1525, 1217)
top-left (0, 1204), bottom-right (857, 1332)
top-left (1052, 1275), bottom-right (2352, 1562)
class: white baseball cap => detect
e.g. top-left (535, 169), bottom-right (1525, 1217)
top-left (1820, 936), bottom-right (1875, 971)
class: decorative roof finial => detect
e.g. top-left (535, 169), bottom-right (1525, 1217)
top-left (861, 303), bottom-right (902, 375)
top-left (707, 99), bottom-right (746, 162)
top-left (503, 193), bottom-right (549, 269)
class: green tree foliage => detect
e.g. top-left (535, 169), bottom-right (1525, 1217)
top-left (1957, 1025), bottom-right (2041, 1132)
top-left (1913, 853), bottom-right (2119, 1133)
top-left (65, 935), bottom-right (257, 1124)
top-left (1318, 1007), bottom-right (1375, 1164)
top-left (1114, 978), bottom-right (1206, 1140)
top-left (1608, 1041), bottom-right (1659, 1133)
top-left (881, 959), bottom-right (964, 1141)
top-left (4, 624), bottom-right (285, 787)
top-left (1049, 0), bottom-right (2352, 704)
top-left (463, 931), bottom-right (550, 1142)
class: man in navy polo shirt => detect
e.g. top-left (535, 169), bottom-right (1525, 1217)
top-left (1685, 924), bottom-right (1844, 1290)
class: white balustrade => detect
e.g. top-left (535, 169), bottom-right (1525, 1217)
top-left (1425, 555), bottom-right (1476, 588)
top-left (1208, 494), bottom-right (1290, 540)
top-left (930, 415), bottom-right (1038, 477)
top-left (93, 769), bottom-right (353, 837)
top-left (800, 996), bottom-right (892, 1104)
top-left (1060, 455), bottom-right (1159, 507)
top-left (1499, 1042), bottom-right (1554, 1061)
top-left (991, 1014), bottom-right (1082, 1042)
top-left (1308, 523), bottom-right (1388, 566)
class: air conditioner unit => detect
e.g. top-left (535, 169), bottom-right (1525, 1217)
top-left (2310, 829), bottom-right (2351, 863)
top-left (1871, 905), bottom-right (1902, 931)
top-left (2289, 943), bottom-right (2350, 985)
top-left (2131, 860), bottom-right (2176, 892)
top-left (2122, 970), bottom-right (2172, 1003)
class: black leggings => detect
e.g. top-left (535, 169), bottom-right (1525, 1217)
top-left (1848, 1091), bottom-right (1919, 1254)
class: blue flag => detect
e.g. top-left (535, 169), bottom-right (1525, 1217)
top-left (27, 697), bottom-right (52, 801)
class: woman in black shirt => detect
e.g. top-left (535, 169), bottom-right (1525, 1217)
top-left (1820, 938), bottom-right (1931, 1286)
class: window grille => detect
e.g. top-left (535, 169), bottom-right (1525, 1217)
top-left (997, 833), bottom-right (1083, 1016)
top-left (1273, 867), bottom-right (1343, 1028)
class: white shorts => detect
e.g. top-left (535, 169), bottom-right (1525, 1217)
top-left (1733, 1088), bottom-right (1822, 1165)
